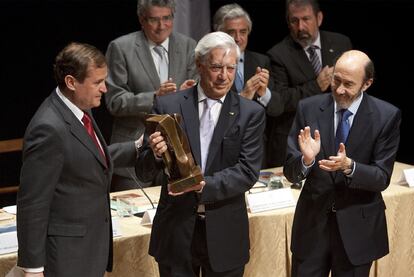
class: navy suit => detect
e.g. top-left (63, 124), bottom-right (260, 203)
top-left (266, 31), bottom-right (352, 167)
top-left (17, 91), bottom-right (136, 276)
top-left (136, 87), bottom-right (265, 272)
top-left (284, 93), bottom-right (401, 270)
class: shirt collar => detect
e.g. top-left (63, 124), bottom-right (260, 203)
top-left (334, 92), bottom-right (364, 115)
top-left (148, 37), bottom-right (169, 53)
top-left (55, 86), bottom-right (84, 122)
top-left (304, 32), bottom-right (321, 51)
top-left (197, 83), bottom-right (226, 103)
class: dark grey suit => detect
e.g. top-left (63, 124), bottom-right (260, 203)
top-left (105, 31), bottom-right (197, 186)
top-left (284, 93), bottom-right (400, 270)
top-left (233, 50), bottom-right (284, 168)
top-left (17, 91), bottom-right (136, 276)
top-left (136, 87), bottom-right (265, 272)
top-left (266, 31), bottom-right (352, 167)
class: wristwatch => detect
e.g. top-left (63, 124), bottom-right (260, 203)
top-left (343, 159), bottom-right (354, 175)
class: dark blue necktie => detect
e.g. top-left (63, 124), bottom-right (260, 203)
top-left (335, 109), bottom-right (353, 151)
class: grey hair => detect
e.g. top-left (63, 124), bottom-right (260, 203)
top-left (137, 0), bottom-right (176, 18)
top-left (195, 31), bottom-right (240, 64)
top-left (213, 3), bottom-right (252, 33)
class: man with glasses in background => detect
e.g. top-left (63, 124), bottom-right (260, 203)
top-left (105, 0), bottom-right (198, 191)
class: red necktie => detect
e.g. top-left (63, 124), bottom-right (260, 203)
top-left (82, 113), bottom-right (107, 166)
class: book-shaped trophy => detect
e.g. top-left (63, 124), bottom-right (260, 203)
top-left (145, 114), bottom-right (204, 193)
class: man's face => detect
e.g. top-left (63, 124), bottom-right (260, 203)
top-left (72, 65), bottom-right (107, 110)
top-left (139, 6), bottom-right (173, 44)
top-left (287, 4), bottom-right (322, 47)
top-left (331, 62), bottom-right (367, 109)
top-left (222, 17), bottom-right (249, 52)
top-left (198, 47), bottom-right (238, 99)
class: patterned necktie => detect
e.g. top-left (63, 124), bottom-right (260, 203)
top-left (307, 45), bottom-right (322, 75)
top-left (199, 98), bottom-right (217, 173)
top-left (335, 109), bottom-right (353, 151)
top-left (234, 64), bottom-right (244, 93)
top-left (154, 45), bottom-right (168, 83)
top-left (82, 113), bottom-right (107, 166)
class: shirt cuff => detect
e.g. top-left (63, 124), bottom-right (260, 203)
top-left (257, 88), bottom-right (271, 106)
top-left (135, 134), bottom-right (144, 152)
top-left (301, 156), bottom-right (315, 176)
top-left (20, 266), bottom-right (44, 273)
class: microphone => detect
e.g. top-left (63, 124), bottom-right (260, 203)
top-left (126, 168), bottom-right (156, 213)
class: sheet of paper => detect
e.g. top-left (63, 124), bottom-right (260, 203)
top-left (141, 208), bottom-right (157, 225)
top-left (111, 217), bottom-right (122, 237)
top-left (2, 205), bottom-right (16, 215)
top-left (397, 168), bottom-right (414, 187)
top-left (0, 230), bottom-right (18, 255)
top-left (246, 188), bottom-right (296, 213)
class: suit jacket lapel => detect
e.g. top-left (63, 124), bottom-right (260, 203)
top-left (317, 95), bottom-right (336, 157)
top-left (51, 92), bottom-right (108, 169)
top-left (135, 32), bottom-right (161, 88)
top-left (168, 33), bottom-right (180, 81)
top-left (344, 94), bottom-right (372, 156)
top-left (317, 95), bottom-right (336, 182)
top-left (287, 37), bottom-right (315, 78)
top-left (180, 87), bottom-right (202, 166)
top-left (205, 91), bottom-right (239, 172)
top-left (89, 111), bottom-right (110, 169)
top-left (320, 31), bottom-right (340, 67)
top-left (244, 51), bottom-right (255, 83)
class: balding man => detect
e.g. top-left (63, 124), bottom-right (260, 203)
top-left (284, 50), bottom-right (401, 277)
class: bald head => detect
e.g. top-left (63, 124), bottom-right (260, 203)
top-left (335, 50), bottom-right (374, 83)
top-left (331, 50), bottom-right (374, 109)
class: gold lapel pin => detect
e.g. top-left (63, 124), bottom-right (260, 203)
top-left (229, 112), bottom-right (235, 115)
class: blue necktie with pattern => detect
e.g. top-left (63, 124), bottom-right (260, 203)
top-left (335, 109), bottom-right (353, 151)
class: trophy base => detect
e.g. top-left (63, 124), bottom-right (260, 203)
top-left (169, 171), bottom-right (204, 193)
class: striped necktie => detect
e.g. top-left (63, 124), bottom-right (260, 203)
top-left (307, 45), bottom-right (322, 75)
top-left (154, 45), bottom-right (168, 82)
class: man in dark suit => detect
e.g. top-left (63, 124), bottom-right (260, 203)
top-left (266, 0), bottom-right (352, 168)
top-left (17, 43), bottom-right (138, 277)
top-left (136, 31), bottom-right (265, 276)
top-left (105, 0), bottom-right (198, 190)
top-left (284, 50), bottom-right (401, 276)
top-left (213, 3), bottom-right (284, 168)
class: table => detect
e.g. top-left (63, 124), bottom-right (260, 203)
top-left (1, 162), bottom-right (413, 277)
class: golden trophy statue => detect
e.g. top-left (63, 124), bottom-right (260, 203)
top-left (145, 114), bottom-right (204, 193)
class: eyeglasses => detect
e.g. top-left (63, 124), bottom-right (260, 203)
top-left (145, 15), bottom-right (174, 25)
top-left (208, 63), bottom-right (237, 73)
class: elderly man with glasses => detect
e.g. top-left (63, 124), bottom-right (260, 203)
top-left (136, 31), bottom-right (265, 277)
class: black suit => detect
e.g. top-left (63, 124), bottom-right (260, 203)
top-left (17, 90), bottom-right (136, 276)
top-left (266, 31), bottom-right (352, 167)
top-left (284, 93), bottom-right (401, 275)
top-left (233, 50), bottom-right (284, 168)
top-left (136, 87), bottom-right (265, 273)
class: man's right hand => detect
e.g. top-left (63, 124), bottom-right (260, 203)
top-left (149, 131), bottom-right (168, 158)
top-left (298, 126), bottom-right (320, 165)
top-left (316, 66), bottom-right (333, 92)
top-left (156, 78), bottom-right (177, 96)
